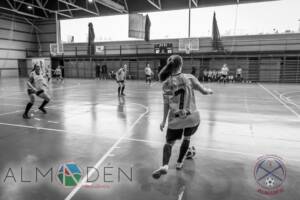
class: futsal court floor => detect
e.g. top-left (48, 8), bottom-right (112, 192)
top-left (0, 78), bottom-right (299, 200)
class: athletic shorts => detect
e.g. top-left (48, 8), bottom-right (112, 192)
top-left (221, 74), bottom-right (227, 78)
top-left (117, 80), bottom-right (125, 83)
top-left (27, 89), bottom-right (44, 96)
top-left (146, 75), bottom-right (151, 78)
top-left (166, 124), bottom-right (199, 143)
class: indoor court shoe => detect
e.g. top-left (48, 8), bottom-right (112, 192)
top-left (176, 162), bottom-right (184, 170)
top-left (121, 93), bottom-right (125, 96)
top-left (23, 113), bottom-right (30, 119)
top-left (39, 107), bottom-right (47, 114)
top-left (152, 165), bottom-right (168, 179)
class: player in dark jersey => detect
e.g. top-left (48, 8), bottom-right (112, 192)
top-left (152, 55), bottom-right (213, 179)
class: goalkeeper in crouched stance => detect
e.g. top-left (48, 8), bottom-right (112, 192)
top-left (23, 65), bottom-right (51, 119)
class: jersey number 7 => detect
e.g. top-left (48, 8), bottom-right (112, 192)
top-left (174, 89), bottom-right (185, 110)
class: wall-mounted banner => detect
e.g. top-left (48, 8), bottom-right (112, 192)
top-left (95, 45), bottom-right (105, 54)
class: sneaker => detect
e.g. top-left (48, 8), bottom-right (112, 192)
top-left (23, 113), bottom-right (30, 119)
top-left (39, 107), bottom-right (47, 114)
top-left (121, 93), bottom-right (125, 96)
top-left (152, 165), bottom-right (168, 179)
top-left (176, 162), bottom-right (184, 170)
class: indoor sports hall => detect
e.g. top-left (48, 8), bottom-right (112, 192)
top-left (0, 0), bottom-right (300, 200)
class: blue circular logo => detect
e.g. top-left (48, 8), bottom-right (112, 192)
top-left (254, 155), bottom-right (286, 190)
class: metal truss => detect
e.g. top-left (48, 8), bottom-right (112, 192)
top-left (192, 0), bottom-right (198, 7)
top-left (95, 0), bottom-right (128, 13)
top-left (58, 0), bottom-right (99, 16)
top-left (146, 0), bottom-right (161, 10)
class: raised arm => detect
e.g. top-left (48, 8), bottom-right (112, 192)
top-left (190, 76), bottom-right (213, 95)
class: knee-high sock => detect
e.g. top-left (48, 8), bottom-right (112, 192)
top-left (118, 87), bottom-right (121, 94)
top-left (24, 102), bottom-right (33, 115)
top-left (121, 85), bottom-right (125, 94)
top-left (162, 144), bottom-right (173, 166)
top-left (177, 139), bottom-right (190, 163)
top-left (39, 100), bottom-right (49, 109)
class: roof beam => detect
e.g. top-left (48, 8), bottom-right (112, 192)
top-left (58, 8), bottom-right (81, 12)
top-left (146, 0), bottom-right (161, 10)
top-left (93, 1), bottom-right (100, 15)
top-left (192, 0), bottom-right (198, 7)
top-left (58, 0), bottom-right (99, 16)
top-left (12, 0), bottom-right (72, 18)
top-left (0, 6), bottom-right (46, 19)
top-left (35, 0), bottom-right (49, 18)
top-left (43, 0), bottom-right (49, 7)
top-left (5, 0), bottom-right (15, 9)
top-left (56, 12), bottom-right (73, 18)
top-left (95, 0), bottom-right (128, 13)
top-left (64, 0), bottom-right (74, 17)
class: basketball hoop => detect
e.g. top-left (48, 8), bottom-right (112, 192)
top-left (50, 43), bottom-right (64, 56)
top-left (179, 38), bottom-right (199, 54)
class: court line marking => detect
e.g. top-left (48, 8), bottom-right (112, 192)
top-left (0, 103), bottom-right (24, 107)
top-left (47, 121), bottom-right (59, 124)
top-left (0, 82), bottom-right (84, 99)
top-left (177, 186), bottom-right (185, 200)
top-left (0, 104), bottom-right (63, 117)
top-left (64, 103), bottom-right (149, 200)
top-left (0, 102), bottom-right (143, 125)
top-left (1, 118), bottom-right (300, 145)
top-left (1, 112), bottom-right (300, 163)
top-left (258, 83), bottom-right (300, 119)
top-left (121, 137), bottom-right (300, 163)
top-left (0, 110), bottom-right (25, 116)
top-left (277, 91), bottom-right (300, 109)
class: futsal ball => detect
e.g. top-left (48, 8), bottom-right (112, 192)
top-left (265, 176), bottom-right (275, 188)
top-left (186, 146), bottom-right (196, 159)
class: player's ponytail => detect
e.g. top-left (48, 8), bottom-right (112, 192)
top-left (32, 64), bottom-right (38, 72)
top-left (159, 55), bottom-right (183, 82)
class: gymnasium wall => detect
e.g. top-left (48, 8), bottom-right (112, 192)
top-left (0, 15), bottom-right (38, 77)
top-left (33, 18), bottom-right (300, 57)
top-left (63, 58), bottom-right (162, 79)
top-left (41, 33), bottom-right (300, 56)
top-left (35, 19), bottom-right (56, 58)
top-left (32, 19), bottom-right (300, 82)
top-left (61, 56), bottom-right (300, 83)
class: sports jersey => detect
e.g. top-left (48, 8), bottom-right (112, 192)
top-left (28, 71), bottom-right (46, 91)
top-left (162, 73), bottom-right (200, 129)
top-left (45, 67), bottom-right (51, 77)
top-left (145, 67), bottom-right (152, 76)
top-left (236, 68), bottom-right (242, 75)
top-left (221, 66), bottom-right (229, 75)
top-left (116, 68), bottom-right (126, 81)
top-left (55, 68), bottom-right (62, 75)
